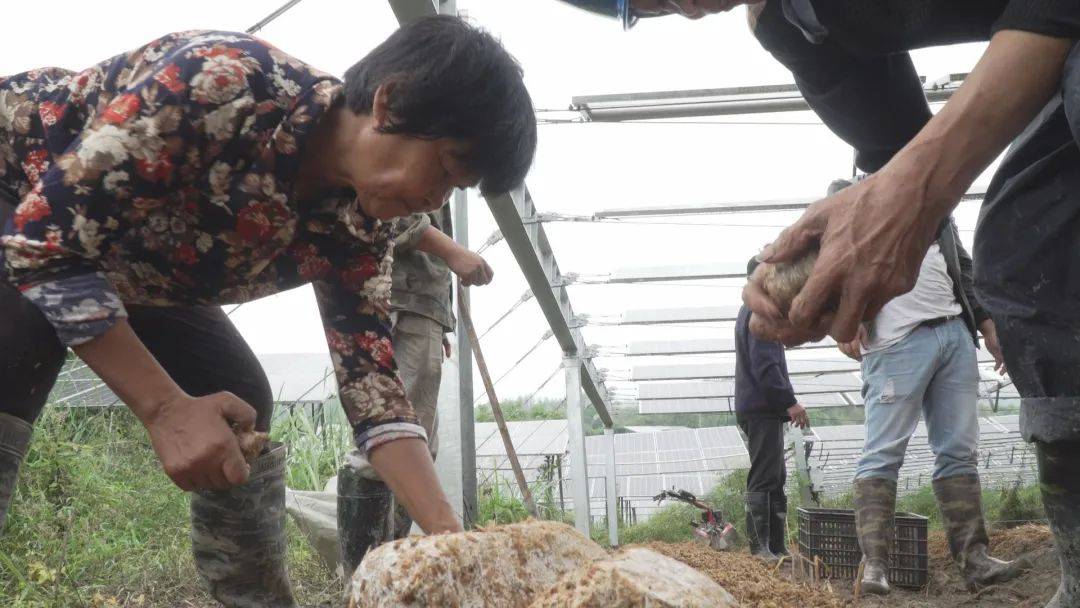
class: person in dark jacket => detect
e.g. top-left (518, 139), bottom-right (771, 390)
top-left (734, 259), bottom-right (809, 562)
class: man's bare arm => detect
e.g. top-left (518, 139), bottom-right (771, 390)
top-left (748, 30), bottom-right (1074, 343)
top-left (415, 226), bottom-right (494, 286)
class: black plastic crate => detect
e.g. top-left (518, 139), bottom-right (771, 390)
top-left (797, 507), bottom-right (929, 589)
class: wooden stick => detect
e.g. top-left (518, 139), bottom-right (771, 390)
top-left (457, 284), bottom-right (539, 518)
top-left (853, 561), bottom-right (865, 601)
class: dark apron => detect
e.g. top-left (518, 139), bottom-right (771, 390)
top-left (974, 43), bottom-right (1080, 444)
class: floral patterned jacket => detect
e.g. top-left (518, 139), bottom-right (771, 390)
top-left (0, 31), bottom-right (424, 454)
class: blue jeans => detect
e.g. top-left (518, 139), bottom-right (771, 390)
top-left (855, 319), bottom-right (980, 482)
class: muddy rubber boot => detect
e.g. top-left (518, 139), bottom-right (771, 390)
top-left (191, 442), bottom-right (297, 608)
top-left (337, 464), bottom-right (394, 578)
top-left (854, 477), bottom-right (896, 596)
top-left (745, 492), bottom-right (778, 563)
top-left (392, 501), bottom-right (413, 540)
top-left (933, 474), bottom-right (1029, 590)
top-left (768, 490), bottom-right (790, 558)
top-left (0, 413), bottom-right (32, 533)
top-left (1038, 442), bottom-right (1080, 608)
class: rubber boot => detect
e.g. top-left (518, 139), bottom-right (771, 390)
top-left (854, 477), bottom-right (896, 596)
top-left (392, 501), bottom-right (413, 540)
top-left (191, 442), bottom-right (297, 608)
top-left (933, 475), bottom-right (1029, 590)
top-left (1038, 442), bottom-right (1080, 608)
top-left (0, 413), bottom-right (32, 533)
top-left (769, 490), bottom-right (790, 558)
top-left (337, 464), bottom-right (394, 578)
top-left (745, 492), bottom-right (779, 563)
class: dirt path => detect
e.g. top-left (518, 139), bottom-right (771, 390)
top-left (647, 524), bottom-right (1058, 608)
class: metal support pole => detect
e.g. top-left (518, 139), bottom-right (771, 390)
top-left (605, 427), bottom-right (619, 547)
top-left (557, 455), bottom-right (565, 513)
top-left (565, 357), bottom-right (590, 535)
top-left (458, 284), bottom-right (538, 517)
top-left (452, 188), bottom-right (477, 526)
top-left (787, 426), bottom-right (816, 507)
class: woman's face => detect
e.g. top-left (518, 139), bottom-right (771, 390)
top-left (353, 134), bottom-right (476, 221)
top-left (351, 85), bottom-right (479, 221)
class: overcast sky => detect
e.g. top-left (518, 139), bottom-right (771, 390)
top-left (3, 1), bottom-right (998, 403)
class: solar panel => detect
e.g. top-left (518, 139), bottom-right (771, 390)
top-left (49, 359), bottom-right (119, 407)
top-left (604, 261), bottom-right (747, 284)
top-left (625, 337), bottom-right (838, 356)
top-left (553, 425), bottom-right (751, 520)
top-left (630, 359), bottom-right (861, 381)
top-left (619, 305), bottom-right (741, 326)
top-left (806, 416), bottom-right (1036, 498)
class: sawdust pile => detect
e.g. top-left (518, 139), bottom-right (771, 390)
top-left (645, 542), bottom-right (848, 608)
top-left (927, 523), bottom-right (1054, 563)
top-left (529, 547), bottom-right (738, 608)
top-left (349, 520), bottom-right (607, 608)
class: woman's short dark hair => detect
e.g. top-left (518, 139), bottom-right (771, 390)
top-left (344, 15), bottom-right (537, 195)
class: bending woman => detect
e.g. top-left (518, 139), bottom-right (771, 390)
top-left (0, 16), bottom-right (535, 606)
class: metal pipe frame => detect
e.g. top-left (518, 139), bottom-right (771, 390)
top-left (565, 357), bottom-right (591, 535)
top-left (485, 187), bottom-right (614, 428)
top-left (594, 190), bottom-right (986, 220)
top-left (605, 428), bottom-right (619, 547)
top-left (387, 0), bottom-right (438, 25)
top-left (571, 78), bottom-right (964, 122)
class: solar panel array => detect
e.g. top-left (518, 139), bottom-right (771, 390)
top-left (49, 360), bottom-right (120, 408)
top-left (475, 414), bottom-right (1036, 521)
top-left (47, 352), bottom-right (339, 407)
top-left (563, 425), bottom-right (750, 521)
top-left (806, 415), bottom-right (1035, 498)
top-left (474, 420), bottom-right (569, 489)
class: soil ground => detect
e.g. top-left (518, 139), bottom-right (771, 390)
top-left (646, 523), bottom-right (1058, 608)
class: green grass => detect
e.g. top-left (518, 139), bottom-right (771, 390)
top-left (0, 408), bottom-right (339, 607)
top-left (2, 403), bottom-right (1043, 605)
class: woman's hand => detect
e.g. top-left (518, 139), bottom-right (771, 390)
top-left (144, 392), bottom-right (257, 491)
top-left (73, 320), bottom-right (258, 492)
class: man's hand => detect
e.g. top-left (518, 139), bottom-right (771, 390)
top-left (838, 325), bottom-right (869, 362)
top-left (442, 335), bottom-right (452, 359)
top-left (448, 249), bottom-right (494, 286)
top-left (979, 319), bottom-right (1007, 375)
top-left (747, 31), bottom-right (1074, 346)
top-left (747, 170), bottom-right (940, 344)
top-left (630, 0), bottom-right (752, 18)
top-left (144, 391), bottom-right (257, 491)
top-left (787, 403), bottom-right (810, 430)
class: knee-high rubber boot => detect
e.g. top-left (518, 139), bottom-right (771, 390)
top-left (933, 475), bottom-right (1029, 590)
top-left (191, 442), bottom-right (297, 608)
top-left (745, 492), bottom-right (778, 562)
top-left (0, 413), bottom-right (32, 533)
top-left (1039, 442), bottom-right (1080, 608)
top-left (854, 477), bottom-right (896, 596)
top-left (769, 490), bottom-right (790, 557)
top-left (337, 465), bottom-right (394, 578)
